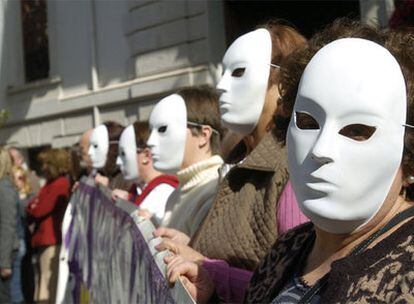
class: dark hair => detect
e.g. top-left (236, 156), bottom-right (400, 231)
top-left (275, 18), bottom-right (414, 188)
top-left (100, 121), bottom-right (124, 177)
top-left (177, 85), bottom-right (222, 155)
top-left (38, 148), bottom-right (70, 181)
top-left (132, 121), bottom-right (150, 149)
top-left (257, 19), bottom-right (307, 88)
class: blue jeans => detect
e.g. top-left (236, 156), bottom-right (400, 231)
top-left (10, 240), bottom-right (25, 303)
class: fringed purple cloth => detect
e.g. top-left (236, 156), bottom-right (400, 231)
top-left (63, 178), bottom-right (175, 303)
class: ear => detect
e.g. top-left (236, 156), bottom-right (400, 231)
top-left (141, 147), bottom-right (152, 165)
top-left (198, 125), bottom-right (213, 149)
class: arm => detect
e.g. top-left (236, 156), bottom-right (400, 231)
top-left (202, 258), bottom-right (252, 303)
top-left (0, 181), bottom-right (17, 270)
top-left (27, 178), bottom-right (69, 219)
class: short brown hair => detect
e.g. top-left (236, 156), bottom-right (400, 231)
top-left (276, 18), bottom-right (414, 181)
top-left (100, 121), bottom-right (124, 177)
top-left (132, 121), bottom-right (150, 149)
top-left (38, 148), bottom-right (70, 180)
top-left (257, 19), bottom-right (307, 88)
top-left (177, 85), bottom-right (222, 155)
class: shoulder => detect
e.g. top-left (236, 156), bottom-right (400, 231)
top-left (246, 222), bottom-right (314, 303)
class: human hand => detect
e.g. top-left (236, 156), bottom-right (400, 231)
top-left (137, 209), bottom-right (152, 219)
top-left (166, 255), bottom-right (214, 304)
top-left (111, 189), bottom-right (129, 201)
top-left (71, 181), bottom-right (79, 193)
top-left (0, 268), bottom-right (12, 278)
top-left (94, 173), bottom-right (109, 187)
top-left (155, 239), bottom-right (205, 264)
top-left (153, 227), bottom-right (190, 245)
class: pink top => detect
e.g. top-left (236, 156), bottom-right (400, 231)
top-left (202, 181), bottom-right (308, 303)
top-left (277, 181), bottom-right (309, 235)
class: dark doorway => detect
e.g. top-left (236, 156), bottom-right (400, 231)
top-left (223, 0), bottom-right (360, 45)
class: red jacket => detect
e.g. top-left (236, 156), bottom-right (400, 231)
top-left (128, 174), bottom-right (179, 206)
top-left (27, 175), bottom-right (70, 248)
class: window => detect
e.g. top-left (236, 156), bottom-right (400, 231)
top-left (21, 0), bottom-right (50, 82)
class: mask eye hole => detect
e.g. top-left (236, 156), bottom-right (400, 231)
top-left (93, 144), bottom-right (98, 148)
top-left (158, 126), bottom-right (167, 133)
top-left (231, 68), bottom-right (245, 77)
top-left (339, 124), bottom-right (376, 141)
top-left (296, 112), bottom-right (320, 130)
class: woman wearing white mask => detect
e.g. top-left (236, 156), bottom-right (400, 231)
top-left (243, 20), bottom-right (414, 303)
top-left (88, 121), bottom-right (130, 190)
top-left (165, 20), bottom-right (414, 303)
top-left (147, 86), bottom-right (224, 237)
top-left (157, 21), bottom-right (307, 303)
top-left (112, 121), bottom-right (178, 223)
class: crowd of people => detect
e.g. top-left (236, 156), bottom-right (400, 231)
top-left (0, 16), bottom-right (413, 303)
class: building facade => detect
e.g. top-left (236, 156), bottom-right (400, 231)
top-left (0, 0), bottom-right (394, 155)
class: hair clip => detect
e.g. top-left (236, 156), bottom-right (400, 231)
top-left (109, 140), bottom-right (119, 144)
top-left (269, 63), bottom-right (281, 69)
top-left (403, 124), bottom-right (414, 129)
top-left (187, 121), bottom-right (220, 135)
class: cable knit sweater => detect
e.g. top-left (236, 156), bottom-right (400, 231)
top-left (161, 155), bottom-right (223, 237)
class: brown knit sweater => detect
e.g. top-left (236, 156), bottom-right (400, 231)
top-left (190, 131), bottom-right (289, 271)
top-left (246, 217), bottom-right (414, 303)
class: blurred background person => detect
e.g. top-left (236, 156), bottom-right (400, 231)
top-left (26, 148), bottom-right (71, 303)
top-left (112, 121), bottom-right (179, 223)
top-left (9, 147), bottom-right (41, 196)
top-left (0, 148), bottom-right (19, 303)
top-left (11, 165), bottom-right (36, 303)
top-left (78, 128), bottom-right (93, 176)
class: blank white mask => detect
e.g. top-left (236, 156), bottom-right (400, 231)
top-left (88, 125), bottom-right (109, 169)
top-left (216, 29), bottom-right (272, 135)
top-left (116, 125), bottom-right (139, 181)
top-left (287, 38), bottom-right (407, 234)
top-left (147, 94), bottom-right (187, 174)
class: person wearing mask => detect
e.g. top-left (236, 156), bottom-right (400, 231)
top-left (26, 148), bottom-right (71, 303)
top-left (156, 20), bottom-right (308, 303)
top-left (0, 148), bottom-right (19, 303)
top-left (112, 121), bottom-right (178, 223)
top-left (88, 121), bottom-right (130, 190)
top-left (147, 86), bottom-right (224, 237)
top-left (169, 19), bottom-right (414, 303)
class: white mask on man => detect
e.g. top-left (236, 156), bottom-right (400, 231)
top-left (88, 124), bottom-right (109, 169)
top-left (216, 28), bottom-right (272, 135)
top-left (287, 38), bottom-right (407, 234)
top-left (116, 125), bottom-right (139, 181)
top-left (147, 94), bottom-right (187, 174)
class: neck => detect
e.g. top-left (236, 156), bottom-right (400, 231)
top-left (139, 167), bottom-right (162, 185)
top-left (311, 195), bottom-right (411, 265)
top-left (181, 150), bottom-right (212, 170)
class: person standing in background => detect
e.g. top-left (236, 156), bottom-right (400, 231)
top-left (12, 166), bottom-right (35, 303)
top-left (27, 149), bottom-right (71, 303)
top-left (9, 147), bottom-right (41, 196)
top-left (0, 148), bottom-right (19, 303)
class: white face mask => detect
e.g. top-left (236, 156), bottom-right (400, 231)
top-left (147, 94), bottom-right (187, 174)
top-left (88, 125), bottom-right (109, 169)
top-left (216, 28), bottom-right (272, 135)
top-left (287, 38), bottom-right (407, 234)
top-left (116, 125), bottom-right (139, 181)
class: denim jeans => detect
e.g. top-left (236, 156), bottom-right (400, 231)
top-left (10, 240), bottom-right (25, 303)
